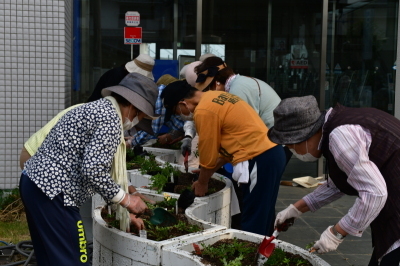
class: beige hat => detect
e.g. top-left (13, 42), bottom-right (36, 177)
top-left (182, 61), bottom-right (201, 87)
top-left (125, 54), bottom-right (155, 80)
top-left (156, 74), bottom-right (178, 86)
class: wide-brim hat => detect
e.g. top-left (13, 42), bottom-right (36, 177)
top-left (267, 95), bottom-right (326, 144)
top-left (183, 61), bottom-right (202, 87)
top-left (135, 118), bottom-right (154, 135)
top-left (194, 63), bottom-right (226, 91)
top-left (125, 54), bottom-right (155, 80)
top-left (101, 72), bottom-right (160, 120)
top-left (156, 74), bottom-right (178, 87)
top-left (160, 80), bottom-right (192, 122)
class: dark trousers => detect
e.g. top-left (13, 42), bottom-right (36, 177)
top-left (240, 145), bottom-right (286, 236)
top-left (368, 246), bottom-right (400, 266)
top-left (19, 173), bottom-right (90, 266)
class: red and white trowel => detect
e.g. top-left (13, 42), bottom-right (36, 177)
top-left (256, 218), bottom-right (295, 260)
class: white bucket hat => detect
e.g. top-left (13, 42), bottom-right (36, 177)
top-left (182, 61), bottom-right (201, 87)
top-left (125, 54), bottom-right (155, 80)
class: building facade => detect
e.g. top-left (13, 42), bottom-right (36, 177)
top-left (1, 0), bottom-right (399, 188)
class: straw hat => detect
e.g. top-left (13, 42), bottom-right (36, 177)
top-left (156, 74), bottom-right (178, 86)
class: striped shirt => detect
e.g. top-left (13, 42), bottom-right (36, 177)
top-left (303, 108), bottom-right (399, 258)
top-left (131, 84), bottom-right (184, 146)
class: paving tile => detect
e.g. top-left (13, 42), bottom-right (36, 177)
top-left (317, 253), bottom-right (360, 266)
top-left (275, 185), bottom-right (373, 265)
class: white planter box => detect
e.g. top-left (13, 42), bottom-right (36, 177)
top-left (92, 191), bottom-right (226, 266)
top-left (142, 140), bottom-right (181, 163)
top-left (162, 229), bottom-right (331, 266)
top-left (129, 165), bottom-right (232, 228)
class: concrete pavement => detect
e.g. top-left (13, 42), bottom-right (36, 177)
top-left (276, 185), bottom-right (373, 266)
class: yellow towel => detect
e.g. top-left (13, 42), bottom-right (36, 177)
top-left (105, 96), bottom-right (130, 232)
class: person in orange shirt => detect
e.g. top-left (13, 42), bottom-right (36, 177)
top-left (161, 80), bottom-right (286, 236)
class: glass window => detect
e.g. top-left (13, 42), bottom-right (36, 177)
top-left (326, 0), bottom-right (398, 115)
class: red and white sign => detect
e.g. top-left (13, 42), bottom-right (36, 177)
top-left (125, 11), bottom-right (140, 27)
top-left (124, 27), bottom-right (142, 44)
top-left (290, 59), bottom-right (308, 69)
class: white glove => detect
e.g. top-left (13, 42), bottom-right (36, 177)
top-left (313, 226), bottom-right (343, 254)
top-left (274, 204), bottom-right (302, 228)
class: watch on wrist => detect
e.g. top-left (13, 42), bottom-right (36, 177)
top-left (331, 225), bottom-right (346, 240)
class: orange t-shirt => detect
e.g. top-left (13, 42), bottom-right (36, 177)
top-left (195, 91), bottom-right (277, 169)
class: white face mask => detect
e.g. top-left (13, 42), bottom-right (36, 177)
top-left (178, 103), bottom-right (194, 121)
top-left (290, 141), bottom-right (319, 162)
top-left (123, 107), bottom-right (140, 130)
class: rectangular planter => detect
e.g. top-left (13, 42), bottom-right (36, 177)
top-left (92, 191), bottom-right (226, 266)
top-left (162, 229), bottom-right (331, 266)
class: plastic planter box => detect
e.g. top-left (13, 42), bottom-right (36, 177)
top-left (162, 229), bottom-right (331, 266)
top-left (142, 139), bottom-right (181, 164)
top-left (129, 165), bottom-right (232, 227)
top-left (92, 191), bottom-right (226, 266)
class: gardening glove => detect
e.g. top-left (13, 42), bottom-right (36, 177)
top-left (126, 195), bottom-right (147, 215)
top-left (274, 204), bottom-right (302, 229)
top-left (180, 137), bottom-right (192, 156)
top-left (313, 226), bottom-right (343, 254)
top-left (129, 213), bottom-right (145, 231)
top-left (192, 180), bottom-right (208, 197)
top-left (124, 136), bottom-right (134, 149)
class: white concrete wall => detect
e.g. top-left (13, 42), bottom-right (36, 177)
top-left (0, 0), bottom-right (73, 189)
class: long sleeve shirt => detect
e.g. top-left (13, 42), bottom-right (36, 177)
top-left (131, 85), bottom-right (185, 146)
top-left (24, 99), bottom-right (123, 207)
top-left (303, 108), bottom-right (399, 257)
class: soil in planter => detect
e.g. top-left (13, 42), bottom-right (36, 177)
top-left (151, 140), bottom-right (182, 150)
top-left (101, 203), bottom-right (203, 242)
top-left (193, 238), bottom-right (312, 266)
top-left (173, 172), bottom-right (226, 196)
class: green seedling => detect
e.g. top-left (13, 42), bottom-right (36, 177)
top-left (264, 247), bottom-right (309, 266)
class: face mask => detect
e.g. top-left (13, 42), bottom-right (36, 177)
top-left (123, 107), bottom-right (140, 130)
top-left (290, 141), bottom-right (319, 162)
top-left (178, 103), bottom-right (194, 121)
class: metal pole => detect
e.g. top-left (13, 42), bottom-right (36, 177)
top-left (318, 0), bottom-right (329, 178)
top-left (395, 2), bottom-right (400, 119)
top-left (266, 1), bottom-right (272, 82)
top-left (173, 0), bottom-right (178, 60)
top-left (196, 0), bottom-right (202, 60)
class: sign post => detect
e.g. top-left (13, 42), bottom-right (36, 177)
top-left (125, 11), bottom-right (141, 59)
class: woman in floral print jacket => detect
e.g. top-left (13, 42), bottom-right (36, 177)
top-left (19, 73), bottom-right (159, 266)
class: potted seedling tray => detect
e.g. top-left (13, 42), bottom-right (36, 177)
top-left (162, 229), bottom-right (331, 266)
top-left (92, 191), bottom-right (226, 266)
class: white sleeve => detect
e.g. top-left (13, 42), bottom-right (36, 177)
top-left (183, 121), bottom-right (196, 138)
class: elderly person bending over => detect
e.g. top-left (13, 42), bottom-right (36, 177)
top-left (268, 95), bottom-right (400, 266)
top-left (20, 73), bottom-right (158, 266)
top-left (161, 81), bottom-right (286, 236)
